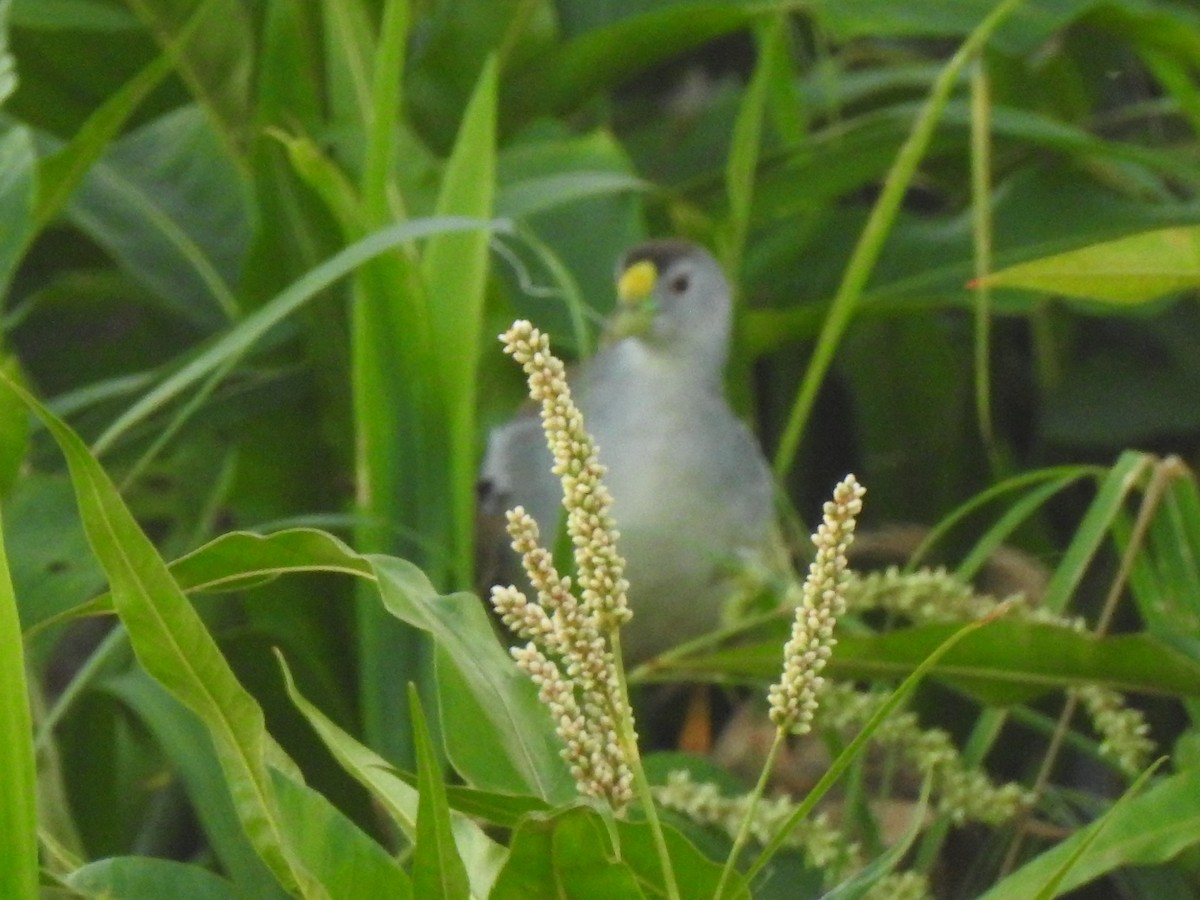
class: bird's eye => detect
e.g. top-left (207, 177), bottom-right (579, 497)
top-left (669, 273), bottom-right (690, 294)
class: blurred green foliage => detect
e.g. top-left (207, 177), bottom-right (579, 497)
top-left (4, 0), bottom-right (1200, 896)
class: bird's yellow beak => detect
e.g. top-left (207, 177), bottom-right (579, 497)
top-left (612, 259), bottom-right (658, 338)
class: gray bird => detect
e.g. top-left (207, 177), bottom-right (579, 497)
top-left (479, 240), bottom-right (780, 664)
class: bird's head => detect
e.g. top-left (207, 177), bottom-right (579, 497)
top-left (608, 240), bottom-right (733, 373)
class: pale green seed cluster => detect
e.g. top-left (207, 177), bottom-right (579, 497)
top-left (1073, 684), bottom-right (1154, 775)
top-left (489, 321), bottom-right (634, 808)
top-left (768, 475), bottom-right (865, 733)
top-left (843, 565), bottom-right (1087, 631)
top-left (863, 871), bottom-right (931, 900)
top-left (653, 769), bottom-right (860, 876)
top-left (844, 566), bottom-right (1004, 622)
top-left (654, 770), bottom-right (932, 898)
top-left (819, 683), bottom-right (1034, 825)
top-left (841, 567), bottom-right (1153, 775)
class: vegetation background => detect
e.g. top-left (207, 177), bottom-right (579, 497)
top-left (3, 0), bottom-right (1200, 897)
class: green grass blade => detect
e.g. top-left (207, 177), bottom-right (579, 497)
top-left (772, 0), bottom-right (1027, 479)
top-left (92, 215), bottom-right (505, 456)
top-left (1041, 451), bottom-right (1155, 614)
top-left (420, 54), bottom-right (498, 588)
top-left (722, 14), bottom-right (784, 275)
top-left (410, 684), bottom-right (471, 900)
top-left (0, 502), bottom-right (38, 900)
top-left (981, 765), bottom-right (1196, 899)
top-left (0, 373), bottom-right (325, 899)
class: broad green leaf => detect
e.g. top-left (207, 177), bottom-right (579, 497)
top-left (66, 857), bottom-right (239, 900)
top-left (973, 226), bottom-right (1200, 304)
top-left (66, 105), bottom-right (251, 325)
top-left (0, 125), bottom-right (35, 295)
top-left (492, 805), bottom-right (737, 900)
top-left (100, 668), bottom-right (285, 898)
top-left (371, 556), bottom-right (574, 803)
top-left (28, 527), bottom-right (373, 635)
top-left (666, 621), bottom-right (1200, 705)
top-left (0, 499), bottom-right (37, 900)
top-left (33, 38), bottom-right (175, 234)
top-left (981, 768), bottom-right (1200, 899)
top-left (0, 373), bottom-right (325, 898)
top-left (490, 806), bottom-right (644, 900)
top-left (505, 4), bottom-right (758, 121)
top-left (271, 769), bottom-right (412, 899)
top-left (279, 653), bottom-right (507, 900)
top-left (410, 685), bottom-right (470, 900)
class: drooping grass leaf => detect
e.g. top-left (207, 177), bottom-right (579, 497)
top-left (0, 372), bottom-right (326, 898)
top-left (65, 856), bottom-right (239, 900)
top-left (972, 225), bottom-right (1200, 304)
top-left (663, 621), bottom-right (1200, 704)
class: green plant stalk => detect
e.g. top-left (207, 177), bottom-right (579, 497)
top-left (970, 59), bottom-right (1001, 474)
top-left (742, 607), bottom-right (1004, 887)
top-left (714, 730), bottom-right (786, 900)
top-left (610, 630), bottom-right (681, 900)
top-left (0, 504), bottom-right (38, 900)
top-left (772, 0), bottom-right (1028, 479)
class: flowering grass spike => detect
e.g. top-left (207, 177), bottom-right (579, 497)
top-left (489, 320), bottom-right (635, 809)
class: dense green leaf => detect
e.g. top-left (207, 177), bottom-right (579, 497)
top-left (66, 856), bottom-right (239, 900)
top-left (0, 125), bottom-right (35, 294)
top-left (271, 768), bottom-right (412, 899)
top-left (371, 556), bottom-right (575, 803)
top-left (661, 620), bottom-right (1200, 704)
top-left (491, 806), bottom-right (645, 900)
top-left (0, 373), bottom-right (324, 897)
top-left (974, 225), bottom-right (1200, 304)
top-left (981, 768), bottom-right (1200, 899)
top-left (66, 105), bottom-right (251, 326)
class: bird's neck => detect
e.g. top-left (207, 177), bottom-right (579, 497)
top-left (597, 335), bottom-right (727, 393)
